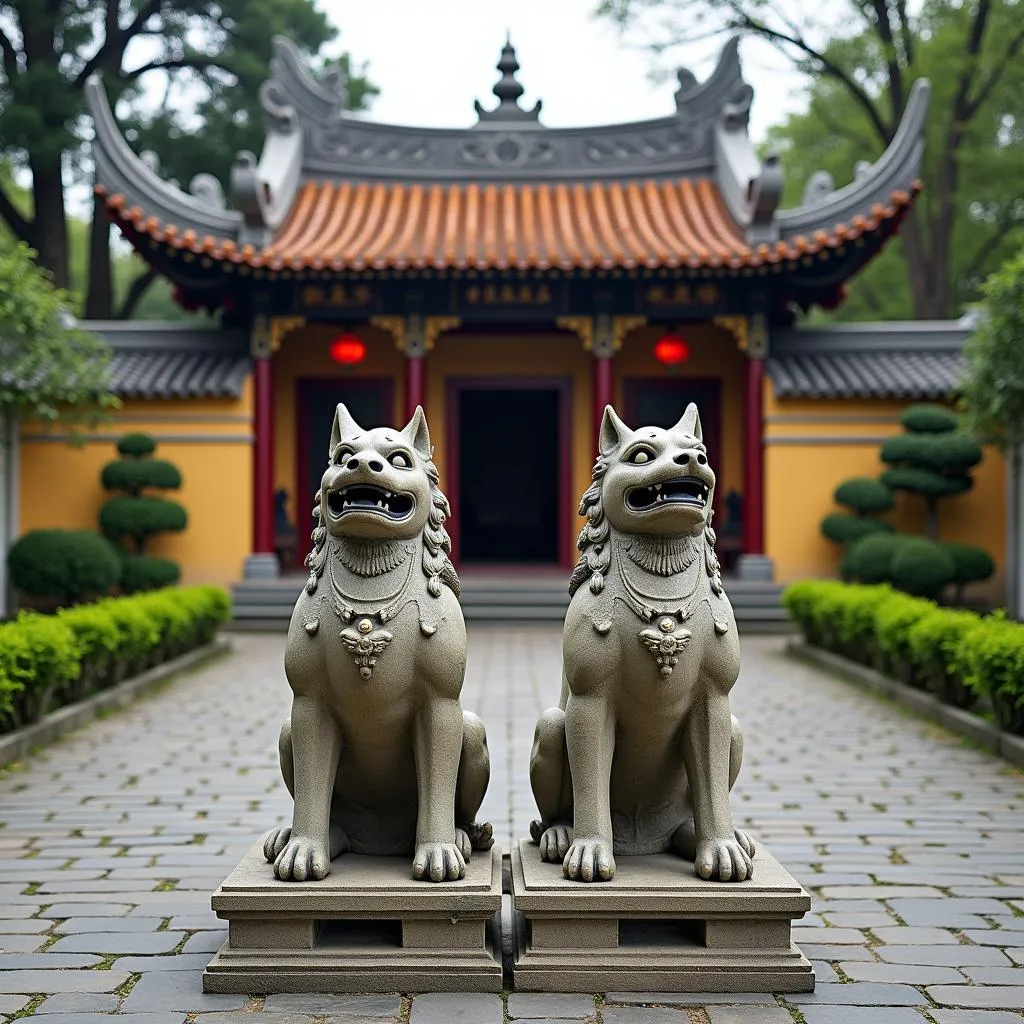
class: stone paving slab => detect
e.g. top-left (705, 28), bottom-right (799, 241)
top-left (0, 631), bottom-right (1022, 1022)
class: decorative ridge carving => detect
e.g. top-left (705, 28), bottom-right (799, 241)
top-left (268, 35), bottom-right (347, 123)
top-left (777, 78), bottom-right (931, 238)
top-left (474, 36), bottom-right (543, 125)
top-left (674, 37), bottom-right (746, 118)
top-left (85, 74), bottom-right (243, 240)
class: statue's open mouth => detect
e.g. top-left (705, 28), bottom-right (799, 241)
top-left (626, 477), bottom-right (710, 512)
top-left (327, 485), bottom-right (414, 521)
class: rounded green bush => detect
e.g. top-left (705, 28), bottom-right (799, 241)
top-left (120, 555), bottom-right (181, 593)
top-left (881, 433), bottom-right (982, 474)
top-left (959, 615), bottom-right (1024, 734)
top-left (116, 433), bottom-right (157, 458)
top-left (881, 467), bottom-right (972, 500)
top-left (100, 497), bottom-right (187, 543)
top-left (7, 530), bottom-right (122, 603)
top-left (101, 459), bottom-right (182, 494)
top-left (941, 542), bottom-right (995, 586)
top-left (822, 514), bottom-right (892, 546)
top-left (95, 596), bottom-right (161, 671)
top-left (888, 537), bottom-right (957, 597)
top-left (907, 608), bottom-right (984, 709)
top-left (834, 477), bottom-right (894, 514)
top-left (844, 532), bottom-right (905, 584)
top-left (899, 404), bottom-right (958, 434)
top-left (0, 612), bottom-right (81, 726)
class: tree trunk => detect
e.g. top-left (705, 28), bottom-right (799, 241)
top-left (28, 154), bottom-right (69, 290)
top-left (117, 267), bottom-right (159, 320)
top-left (898, 209), bottom-right (941, 319)
top-left (1010, 445), bottom-right (1023, 620)
top-left (926, 498), bottom-right (939, 541)
top-left (86, 194), bottom-right (113, 319)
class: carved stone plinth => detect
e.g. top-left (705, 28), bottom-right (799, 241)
top-left (204, 844), bottom-right (503, 994)
top-left (511, 839), bottom-right (814, 993)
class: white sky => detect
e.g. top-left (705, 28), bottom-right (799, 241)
top-left (318, 0), bottom-right (809, 143)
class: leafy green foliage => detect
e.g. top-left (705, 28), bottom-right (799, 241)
top-left (942, 543), bottom-right (995, 587)
top-left (823, 514), bottom-right (892, 546)
top-left (101, 459), bottom-right (182, 495)
top-left (880, 466), bottom-right (972, 500)
top-left (0, 586), bottom-right (232, 733)
top-left (100, 435), bottom-right (186, 577)
top-left (120, 555), bottom-right (181, 593)
top-left (7, 530), bottom-right (122, 603)
top-left (880, 433), bottom-right (982, 474)
top-left (0, 243), bottom-right (118, 424)
top-left (961, 248), bottom-right (1024, 450)
top-left (888, 537), bottom-right (956, 597)
top-left (834, 477), bottom-right (894, 514)
top-left (783, 579), bottom-right (1024, 733)
top-left (598, 1), bottom-right (1024, 320)
top-left (901, 404), bottom-right (959, 434)
top-left (116, 433), bottom-right (157, 458)
top-left (843, 532), bottom-right (904, 584)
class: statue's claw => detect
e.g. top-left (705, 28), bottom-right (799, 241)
top-left (274, 835), bottom-right (330, 881)
top-left (735, 828), bottom-right (756, 860)
top-left (538, 823), bottom-right (573, 863)
top-left (454, 828), bottom-right (472, 860)
top-left (460, 821), bottom-right (494, 851)
top-left (263, 826), bottom-right (291, 863)
top-left (413, 841), bottom-right (466, 882)
top-left (695, 836), bottom-right (753, 882)
top-left (563, 836), bottom-right (615, 882)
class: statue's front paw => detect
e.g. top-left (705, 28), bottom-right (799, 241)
top-left (413, 842), bottom-right (466, 882)
top-left (263, 826), bottom-right (291, 863)
top-left (539, 824), bottom-right (573, 863)
top-left (274, 835), bottom-right (330, 881)
top-left (695, 836), bottom-right (753, 882)
top-left (563, 837), bottom-right (615, 882)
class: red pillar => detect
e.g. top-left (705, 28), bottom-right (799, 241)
top-left (593, 354), bottom-right (614, 451)
top-left (252, 355), bottom-right (275, 557)
top-left (742, 355), bottom-right (765, 556)
top-left (404, 352), bottom-right (425, 421)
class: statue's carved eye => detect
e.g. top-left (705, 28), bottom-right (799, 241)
top-left (628, 447), bottom-right (655, 465)
top-left (333, 447), bottom-right (353, 465)
top-left (390, 452), bottom-right (411, 469)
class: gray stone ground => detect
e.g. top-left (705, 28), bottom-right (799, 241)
top-left (1, 628), bottom-right (1022, 1024)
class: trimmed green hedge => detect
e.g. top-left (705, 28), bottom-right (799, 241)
top-left (0, 586), bottom-right (230, 734)
top-left (783, 580), bottom-right (1024, 736)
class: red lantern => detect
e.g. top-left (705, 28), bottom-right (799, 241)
top-left (654, 334), bottom-right (690, 366)
top-left (330, 333), bottom-right (367, 365)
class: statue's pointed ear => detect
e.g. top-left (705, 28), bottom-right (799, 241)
top-left (599, 405), bottom-right (631, 456)
top-left (330, 403), bottom-right (363, 454)
top-left (674, 402), bottom-right (703, 442)
top-left (402, 405), bottom-right (432, 460)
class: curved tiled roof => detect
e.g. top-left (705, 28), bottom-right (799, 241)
top-left (767, 350), bottom-right (964, 399)
top-left (109, 349), bottom-right (251, 399)
top-left (100, 179), bottom-right (919, 273)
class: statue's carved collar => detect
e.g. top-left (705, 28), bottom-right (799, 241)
top-left (621, 533), bottom-right (701, 576)
top-left (334, 538), bottom-right (411, 577)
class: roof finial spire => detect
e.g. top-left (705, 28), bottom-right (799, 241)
top-left (474, 35), bottom-right (543, 125)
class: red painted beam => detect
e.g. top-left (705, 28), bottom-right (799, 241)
top-left (743, 355), bottom-right (765, 556)
top-left (253, 356), bottom-right (275, 555)
top-left (404, 353), bottom-right (425, 421)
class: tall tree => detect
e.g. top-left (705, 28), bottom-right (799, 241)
top-left (597, 0), bottom-right (1024, 319)
top-left (0, 1), bottom-right (376, 317)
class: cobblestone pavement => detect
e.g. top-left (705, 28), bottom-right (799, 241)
top-left (1, 628), bottom-right (1023, 1023)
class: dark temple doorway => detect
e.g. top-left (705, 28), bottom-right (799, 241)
top-left (453, 384), bottom-right (566, 565)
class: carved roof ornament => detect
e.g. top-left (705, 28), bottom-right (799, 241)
top-left (474, 36), bottom-right (543, 125)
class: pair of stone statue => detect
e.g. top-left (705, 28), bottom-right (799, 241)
top-left (264, 402), bottom-right (753, 887)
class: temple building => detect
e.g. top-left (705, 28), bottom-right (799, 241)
top-left (4, 36), bottom-right (1008, 614)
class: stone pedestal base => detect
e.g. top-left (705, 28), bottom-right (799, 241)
top-left (511, 839), bottom-right (813, 993)
top-left (204, 844), bottom-right (503, 994)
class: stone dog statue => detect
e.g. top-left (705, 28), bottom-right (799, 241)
top-left (264, 404), bottom-right (493, 883)
top-left (530, 403), bottom-right (755, 883)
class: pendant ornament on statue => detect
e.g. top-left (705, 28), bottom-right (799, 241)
top-left (639, 617), bottom-right (692, 679)
top-left (339, 617), bottom-right (393, 680)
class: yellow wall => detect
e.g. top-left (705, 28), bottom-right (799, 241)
top-left (764, 381), bottom-right (1007, 603)
top-left (18, 383), bottom-right (254, 587)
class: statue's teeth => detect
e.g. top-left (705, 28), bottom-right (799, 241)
top-left (654, 483), bottom-right (662, 491)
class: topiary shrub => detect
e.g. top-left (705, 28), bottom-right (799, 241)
top-left (56, 603), bottom-right (121, 701)
top-left (842, 533), bottom-right (905, 584)
top-left (821, 477), bottom-right (894, 564)
top-left (960, 614), bottom-right (1024, 735)
top-left (0, 612), bottom-right (80, 728)
top-left (874, 593), bottom-right (936, 687)
top-left (99, 434), bottom-right (186, 590)
top-left (880, 403), bottom-right (983, 540)
top-left (888, 537), bottom-right (957, 598)
top-left (6, 530), bottom-right (121, 606)
top-left (940, 542), bottom-right (995, 604)
top-left (907, 608), bottom-right (983, 709)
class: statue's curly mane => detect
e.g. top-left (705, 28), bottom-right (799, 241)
top-left (569, 453), bottom-right (724, 598)
top-left (303, 458), bottom-right (460, 599)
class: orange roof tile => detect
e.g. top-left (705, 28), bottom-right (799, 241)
top-left (99, 178), bottom-right (921, 273)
